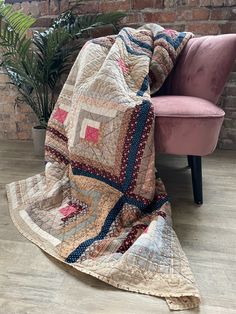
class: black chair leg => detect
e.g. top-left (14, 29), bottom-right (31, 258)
top-left (187, 155), bottom-right (193, 168)
top-left (187, 155), bottom-right (203, 205)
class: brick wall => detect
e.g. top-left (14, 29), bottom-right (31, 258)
top-left (1, 0), bottom-right (236, 148)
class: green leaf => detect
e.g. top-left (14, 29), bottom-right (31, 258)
top-left (0, 1), bottom-right (126, 126)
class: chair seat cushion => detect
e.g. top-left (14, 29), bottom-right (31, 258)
top-left (152, 96), bottom-right (225, 156)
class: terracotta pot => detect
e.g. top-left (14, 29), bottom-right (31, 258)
top-left (32, 126), bottom-right (46, 157)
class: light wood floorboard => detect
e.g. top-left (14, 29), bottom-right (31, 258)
top-left (0, 140), bottom-right (236, 314)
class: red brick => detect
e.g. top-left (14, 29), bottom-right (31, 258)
top-left (15, 112), bottom-right (27, 121)
top-left (91, 24), bottom-right (115, 37)
top-left (211, 0), bottom-right (225, 5)
top-left (68, 0), bottom-right (77, 6)
top-left (171, 24), bottom-right (186, 31)
top-left (0, 131), bottom-right (7, 138)
top-left (2, 104), bottom-right (15, 114)
top-left (38, 1), bottom-right (49, 16)
top-left (227, 7), bottom-right (236, 21)
top-left (12, 3), bottom-right (21, 11)
top-left (220, 22), bottom-right (236, 34)
top-left (49, 0), bottom-right (60, 15)
top-left (131, 0), bottom-right (155, 10)
top-left (229, 71), bottom-right (236, 83)
top-left (143, 11), bottom-right (176, 23)
top-left (225, 0), bottom-right (236, 5)
top-left (30, 1), bottom-right (40, 18)
top-left (187, 22), bottom-right (220, 35)
top-left (0, 121), bottom-right (11, 130)
top-left (60, 0), bottom-right (70, 13)
top-left (0, 113), bottom-right (10, 121)
top-left (229, 8), bottom-right (236, 21)
top-left (164, 0), bottom-right (187, 7)
top-left (17, 104), bottom-right (34, 113)
top-left (99, 0), bottom-right (130, 13)
top-left (223, 96), bottom-right (236, 108)
top-left (163, 0), bottom-right (174, 7)
top-left (33, 17), bottom-right (53, 28)
top-left (76, 1), bottom-right (99, 14)
top-left (154, 0), bottom-right (164, 8)
top-left (21, 1), bottom-right (30, 15)
top-left (26, 29), bottom-right (33, 38)
top-left (211, 8), bottom-right (232, 20)
top-left (17, 132), bottom-right (32, 140)
top-left (177, 9), bottom-right (192, 21)
top-left (0, 75), bottom-right (11, 85)
top-left (226, 86), bottom-right (236, 97)
top-left (1, 95), bottom-right (15, 104)
top-left (192, 8), bottom-right (210, 20)
top-left (123, 13), bottom-right (143, 24)
top-left (199, 0), bottom-right (211, 6)
top-left (188, 0), bottom-right (200, 6)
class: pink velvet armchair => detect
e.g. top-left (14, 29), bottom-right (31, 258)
top-left (152, 34), bottom-right (236, 204)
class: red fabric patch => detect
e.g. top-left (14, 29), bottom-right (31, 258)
top-left (116, 224), bottom-right (147, 254)
top-left (53, 108), bottom-right (68, 124)
top-left (85, 126), bottom-right (99, 143)
top-left (60, 206), bottom-right (76, 217)
top-left (117, 58), bottom-right (129, 74)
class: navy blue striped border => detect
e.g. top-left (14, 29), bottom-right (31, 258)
top-left (118, 34), bottom-right (151, 57)
top-left (65, 196), bottom-right (125, 263)
top-left (154, 32), bottom-right (187, 50)
top-left (126, 195), bottom-right (169, 212)
top-left (137, 75), bottom-right (149, 97)
top-left (72, 101), bottom-right (152, 194)
top-left (65, 194), bottom-right (169, 263)
top-left (123, 100), bottom-right (151, 191)
top-left (122, 28), bottom-right (153, 52)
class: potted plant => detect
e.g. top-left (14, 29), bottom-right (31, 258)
top-left (0, 0), bottom-right (125, 156)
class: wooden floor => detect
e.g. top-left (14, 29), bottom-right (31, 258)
top-left (0, 140), bottom-right (236, 314)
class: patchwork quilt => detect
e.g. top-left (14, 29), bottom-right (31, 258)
top-left (6, 24), bottom-right (201, 310)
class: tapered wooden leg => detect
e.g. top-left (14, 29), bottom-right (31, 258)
top-left (188, 155), bottom-right (203, 205)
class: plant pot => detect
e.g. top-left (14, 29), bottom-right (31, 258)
top-left (32, 126), bottom-right (46, 157)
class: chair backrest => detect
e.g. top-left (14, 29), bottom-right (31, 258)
top-left (165, 34), bottom-right (236, 104)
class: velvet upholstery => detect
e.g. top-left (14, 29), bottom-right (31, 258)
top-left (152, 34), bottom-right (236, 156)
top-left (152, 96), bottom-right (225, 156)
top-left (168, 34), bottom-right (236, 103)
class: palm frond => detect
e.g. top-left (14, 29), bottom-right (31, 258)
top-left (0, 6), bottom-right (35, 36)
top-left (0, 0), bottom-right (35, 58)
top-left (0, 1), bottom-right (126, 127)
top-left (52, 11), bottom-right (126, 38)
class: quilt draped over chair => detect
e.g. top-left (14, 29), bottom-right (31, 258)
top-left (6, 24), bottom-right (201, 310)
